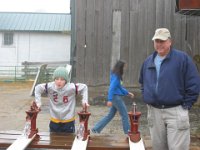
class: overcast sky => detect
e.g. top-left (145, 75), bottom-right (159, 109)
top-left (0, 0), bottom-right (70, 13)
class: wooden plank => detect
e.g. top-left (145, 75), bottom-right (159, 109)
top-left (119, 0), bottom-right (130, 85)
top-left (146, 0), bottom-right (156, 54)
top-left (155, 0), bottom-right (165, 27)
top-left (102, 0), bottom-right (113, 84)
top-left (129, 10), bottom-right (138, 86)
top-left (71, 136), bottom-right (89, 150)
top-left (129, 0), bottom-right (140, 86)
top-left (129, 138), bottom-right (145, 150)
top-left (0, 131), bottom-right (130, 150)
top-left (7, 134), bottom-right (36, 150)
top-left (188, 18), bottom-right (200, 55)
top-left (163, 0), bottom-right (172, 30)
top-left (133, 0), bottom-right (147, 87)
top-left (112, 0), bottom-right (120, 10)
top-left (94, 0), bottom-right (104, 85)
top-left (85, 0), bottom-right (95, 85)
top-left (111, 10), bottom-right (121, 68)
top-left (76, 0), bottom-right (87, 83)
top-left (30, 64), bottom-right (47, 96)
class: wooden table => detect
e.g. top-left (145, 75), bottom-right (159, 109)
top-left (0, 131), bottom-right (130, 150)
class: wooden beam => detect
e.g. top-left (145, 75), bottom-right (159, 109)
top-left (0, 131), bottom-right (130, 150)
top-left (111, 10), bottom-right (121, 69)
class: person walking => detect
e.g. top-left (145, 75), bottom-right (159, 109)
top-left (92, 60), bottom-right (134, 135)
top-left (139, 28), bottom-right (200, 150)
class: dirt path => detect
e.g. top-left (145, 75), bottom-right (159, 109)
top-left (0, 82), bottom-right (199, 149)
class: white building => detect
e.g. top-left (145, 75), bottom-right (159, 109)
top-left (0, 12), bottom-right (71, 66)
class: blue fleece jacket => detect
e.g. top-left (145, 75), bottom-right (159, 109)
top-left (139, 48), bottom-right (200, 109)
top-left (108, 73), bottom-right (129, 101)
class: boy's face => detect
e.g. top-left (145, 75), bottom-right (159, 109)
top-left (54, 77), bottom-right (66, 88)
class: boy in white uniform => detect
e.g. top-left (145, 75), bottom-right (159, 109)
top-left (34, 67), bottom-right (89, 133)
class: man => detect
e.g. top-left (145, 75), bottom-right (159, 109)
top-left (139, 28), bottom-right (200, 150)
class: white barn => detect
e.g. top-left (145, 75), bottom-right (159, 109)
top-left (0, 12), bottom-right (71, 66)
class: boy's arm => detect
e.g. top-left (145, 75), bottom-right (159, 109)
top-left (34, 83), bottom-right (46, 108)
top-left (75, 83), bottom-right (89, 105)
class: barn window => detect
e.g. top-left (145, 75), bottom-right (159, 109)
top-left (3, 32), bottom-right (14, 46)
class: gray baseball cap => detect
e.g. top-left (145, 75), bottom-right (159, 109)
top-left (152, 28), bottom-right (171, 41)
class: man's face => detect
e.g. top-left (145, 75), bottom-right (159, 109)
top-left (154, 39), bottom-right (172, 56)
top-left (54, 77), bottom-right (66, 89)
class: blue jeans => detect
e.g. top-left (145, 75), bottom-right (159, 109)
top-left (49, 121), bottom-right (75, 133)
top-left (92, 95), bottom-right (130, 134)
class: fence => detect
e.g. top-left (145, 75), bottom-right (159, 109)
top-left (0, 66), bottom-right (32, 82)
top-left (0, 65), bottom-right (53, 82)
top-left (0, 61), bottom-right (71, 82)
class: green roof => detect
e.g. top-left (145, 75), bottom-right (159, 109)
top-left (0, 12), bottom-right (71, 32)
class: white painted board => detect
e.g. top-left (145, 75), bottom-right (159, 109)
top-left (7, 134), bottom-right (36, 150)
top-left (129, 138), bottom-right (145, 150)
top-left (71, 136), bottom-right (89, 150)
top-left (30, 64), bottom-right (47, 96)
top-left (66, 64), bottom-right (72, 82)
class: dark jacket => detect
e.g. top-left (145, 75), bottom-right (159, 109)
top-left (139, 48), bottom-right (200, 109)
top-left (108, 73), bottom-right (129, 102)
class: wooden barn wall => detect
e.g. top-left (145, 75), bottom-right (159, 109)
top-left (73, 0), bottom-right (200, 86)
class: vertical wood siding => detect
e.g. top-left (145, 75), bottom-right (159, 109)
top-left (73, 0), bottom-right (200, 86)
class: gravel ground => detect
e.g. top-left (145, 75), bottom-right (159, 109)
top-left (0, 81), bottom-right (199, 149)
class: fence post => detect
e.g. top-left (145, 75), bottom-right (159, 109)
top-left (14, 66), bottom-right (17, 82)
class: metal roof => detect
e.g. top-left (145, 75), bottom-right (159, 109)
top-left (0, 12), bottom-right (71, 32)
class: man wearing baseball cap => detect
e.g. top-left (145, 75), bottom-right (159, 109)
top-left (139, 28), bottom-right (200, 150)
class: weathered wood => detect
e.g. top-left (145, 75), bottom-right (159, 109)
top-left (156, 0), bottom-right (165, 27)
top-left (120, 0), bottom-right (130, 85)
top-left (129, 10), bottom-right (138, 86)
top-left (111, 10), bottom-right (121, 69)
top-left (102, 0), bottom-right (113, 85)
top-left (76, 0), bottom-right (87, 83)
top-left (95, 0), bottom-right (104, 85)
top-left (0, 131), bottom-right (130, 150)
top-left (85, 0), bottom-right (95, 85)
top-left (73, 0), bottom-right (200, 86)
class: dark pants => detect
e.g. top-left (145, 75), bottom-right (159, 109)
top-left (49, 121), bottom-right (75, 133)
